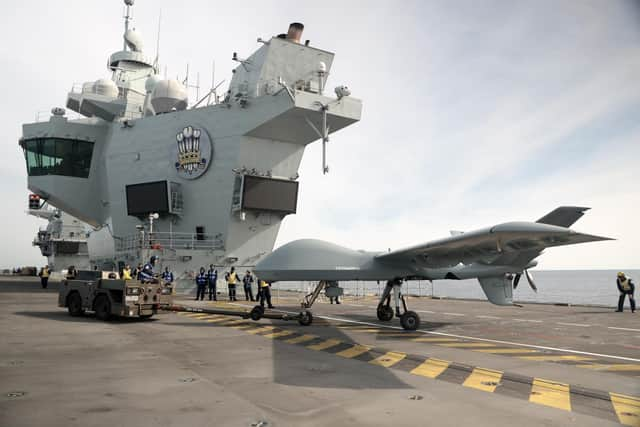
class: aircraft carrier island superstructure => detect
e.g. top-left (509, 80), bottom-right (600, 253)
top-left (18, 0), bottom-right (362, 285)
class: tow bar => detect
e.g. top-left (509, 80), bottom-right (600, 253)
top-left (163, 304), bottom-right (314, 326)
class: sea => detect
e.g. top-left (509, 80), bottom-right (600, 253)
top-left (274, 270), bottom-right (640, 307)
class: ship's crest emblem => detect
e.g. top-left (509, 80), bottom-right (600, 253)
top-left (174, 126), bottom-right (212, 179)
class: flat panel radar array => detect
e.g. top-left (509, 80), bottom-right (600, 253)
top-left (241, 176), bottom-right (299, 214)
top-left (125, 181), bottom-right (169, 216)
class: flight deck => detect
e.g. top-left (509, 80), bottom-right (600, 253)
top-left (1, 278), bottom-right (638, 427)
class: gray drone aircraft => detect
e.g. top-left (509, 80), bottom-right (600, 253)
top-left (254, 206), bottom-right (612, 330)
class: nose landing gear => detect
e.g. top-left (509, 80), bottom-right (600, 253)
top-left (376, 279), bottom-right (421, 330)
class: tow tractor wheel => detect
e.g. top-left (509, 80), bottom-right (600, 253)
top-left (250, 305), bottom-right (264, 321)
top-left (67, 292), bottom-right (84, 317)
top-left (140, 314), bottom-right (154, 320)
top-left (94, 295), bottom-right (111, 321)
top-left (377, 305), bottom-right (394, 322)
top-left (298, 310), bottom-right (313, 326)
top-left (400, 311), bottom-right (420, 331)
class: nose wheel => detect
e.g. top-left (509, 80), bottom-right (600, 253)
top-left (298, 309), bottom-right (313, 326)
top-left (377, 305), bottom-right (394, 321)
top-left (377, 279), bottom-right (421, 330)
top-left (400, 311), bottom-right (420, 330)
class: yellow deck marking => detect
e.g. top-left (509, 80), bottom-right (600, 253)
top-left (411, 337), bottom-right (460, 343)
top-left (190, 314), bottom-right (215, 319)
top-left (529, 378), bottom-right (571, 411)
top-left (341, 328), bottom-right (384, 333)
top-left (284, 334), bottom-right (317, 344)
top-left (410, 358), bottom-right (450, 378)
top-left (223, 319), bottom-right (249, 325)
top-left (229, 323), bottom-right (255, 330)
top-left (519, 355), bottom-right (595, 362)
top-left (576, 364), bottom-right (640, 372)
top-left (369, 351), bottom-right (406, 368)
top-left (307, 339), bottom-right (342, 351)
top-left (610, 392), bottom-right (640, 426)
top-left (245, 326), bottom-right (276, 334)
top-left (474, 348), bottom-right (538, 354)
top-left (463, 368), bottom-right (503, 392)
top-left (336, 344), bottom-right (372, 359)
top-left (205, 317), bottom-right (232, 323)
top-left (438, 342), bottom-right (496, 348)
top-left (185, 313), bottom-right (210, 318)
top-left (263, 330), bottom-right (295, 339)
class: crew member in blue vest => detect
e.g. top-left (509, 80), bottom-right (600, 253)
top-left (195, 267), bottom-right (207, 301)
top-left (139, 256), bottom-right (158, 283)
top-left (161, 266), bottom-right (174, 284)
top-left (242, 270), bottom-right (255, 301)
top-left (616, 272), bottom-right (636, 313)
top-left (207, 264), bottom-right (218, 301)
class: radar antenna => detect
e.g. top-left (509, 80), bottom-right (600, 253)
top-left (153, 8), bottom-right (162, 72)
top-left (123, 0), bottom-right (135, 51)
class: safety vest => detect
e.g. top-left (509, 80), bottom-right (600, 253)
top-left (122, 268), bottom-right (132, 280)
top-left (41, 268), bottom-right (50, 278)
top-left (228, 272), bottom-right (237, 285)
top-left (620, 278), bottom-right (632, 291)
top-left (207, 270), bottom-right (217, 282)
top-left (196, 273), bottom-right (207, 286)
top-left (259, 280), bottom-right (269, 288)
top-left (162, 271), bottom-right (174, 282)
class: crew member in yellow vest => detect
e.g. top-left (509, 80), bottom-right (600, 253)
top-left (258, 279), bottom-right (274, 309)
top-left (225, 267), bottom-right (238, 301)
top-left (122, 265), bottom-right (133, 281)
top-left (39, 265), bottom-right (50, 289)
top-left (616, 272), bottom-right (636, 313)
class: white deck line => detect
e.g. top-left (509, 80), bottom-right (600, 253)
top-left (556, 322), bottom-right (591, 327)
top-left (608, 326), bottom-right (640, 332)
top-left (227, 303), bottom-right (640, 363)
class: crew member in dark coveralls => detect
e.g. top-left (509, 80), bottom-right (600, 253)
top-left (259, 279), bottom-right (274, 309)
top-left (616, 272), bottom-right (636, 313)
top-left (207, 264), bottom-right (218, 301)
top-left (195, 267), bottom-right (207, 301)
top-left (243, 270), bottom-right (255, 301)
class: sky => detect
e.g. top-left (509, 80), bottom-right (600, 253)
top-left (0, 0), bottom-right (638, 269)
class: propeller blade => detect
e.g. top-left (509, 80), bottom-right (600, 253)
top-left (525, 270), bottom-right (537, 292)
top-left (513, 273), bottom-right (521, 289)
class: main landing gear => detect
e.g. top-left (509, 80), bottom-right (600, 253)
top-left (377, 279), bottom-right (420, 330)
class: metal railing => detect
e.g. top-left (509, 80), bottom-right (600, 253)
top-left (115, 231), bottom-right (224, 252)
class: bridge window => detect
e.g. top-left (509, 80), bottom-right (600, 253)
top-left (22, 138), bottom-right (94, 178)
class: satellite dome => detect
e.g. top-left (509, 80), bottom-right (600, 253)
top-left (94, 78), bottom-right (119, 98)
top-left (151, 79), bottom-right (188, 113)
top-left (124, 28), bottom-right (144, 52)
top-left (145, 74), bottom-right (162, 94)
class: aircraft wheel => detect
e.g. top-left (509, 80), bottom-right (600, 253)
top-left (298, 310), bottom-right (313, 326)
top-left (400, 311), bottom-right (420, 331)
top-left (94, 295), bottom-right (111, 321)
top-left (377, 305), bottom-right (394, 322)
top-left (250, 305), bottom-right (264, 321)
top-left (67, 292), bottom-right (84, 317)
